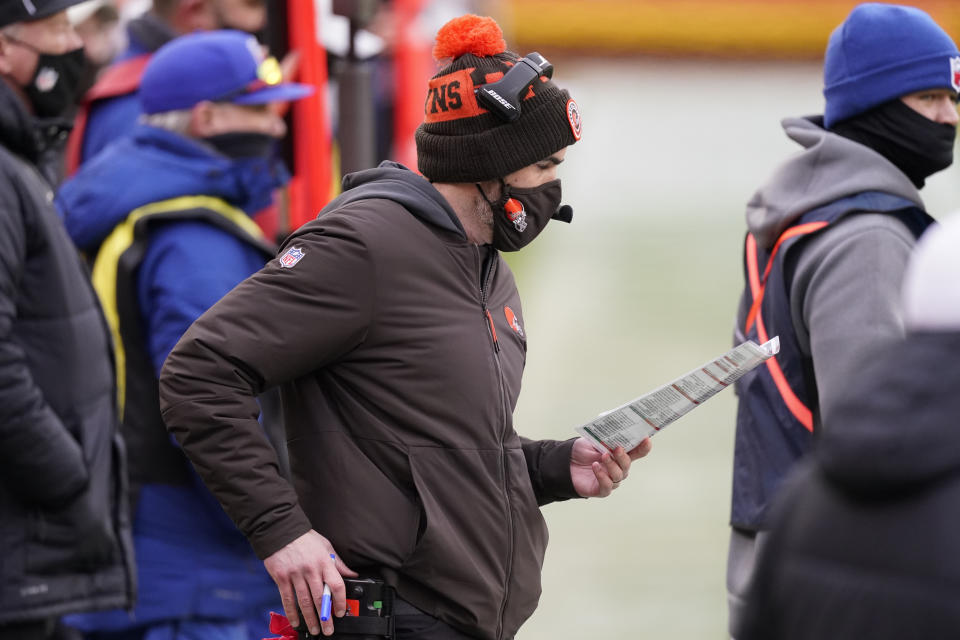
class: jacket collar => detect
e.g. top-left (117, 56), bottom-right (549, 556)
top-left (0, 78), bottom-right (40, 162)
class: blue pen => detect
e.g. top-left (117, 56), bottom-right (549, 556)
top-left (320, 584), bottom-right (332, 622)
top-left (320, 553), bottom-right (335, 622)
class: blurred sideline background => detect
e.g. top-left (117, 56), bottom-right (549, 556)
top-left (493, 1), bottom-right (960, 638)
top-left (72, 1), bottom-right (960, 638)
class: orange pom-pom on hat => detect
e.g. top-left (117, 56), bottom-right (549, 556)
top-left (432, 14), bottom-right (506, 62)
top-left (416, 14), bottom-right (581, 183)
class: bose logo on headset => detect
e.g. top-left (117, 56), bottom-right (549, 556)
top-left (476, 53), bottom-right (554, 122)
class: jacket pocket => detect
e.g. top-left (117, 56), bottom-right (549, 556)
top-left (401, 447), bottom-right (514, 628)
top-left (25, 488), bottom-right (116, 574)
top-left (289, 432), bottom-right (420, 569)
top-left (402, 446), bottom-right (548, 636)
top-left (26, 399), bottom-right (120, 575)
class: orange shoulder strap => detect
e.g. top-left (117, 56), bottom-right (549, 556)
top-left (743, 221), bottom-right (829, 433)
top-left (744, 221), bottom-right (828, 333)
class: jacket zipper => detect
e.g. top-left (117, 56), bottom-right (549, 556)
top-left (476, 245), bottom-right (513, 640)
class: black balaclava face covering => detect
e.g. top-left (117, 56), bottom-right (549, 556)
top-left (10, 38), bottom-right (86, 118)
top-left (477, 178), bottom-right (570, 252)
top-left (830, 98), bottom-right (957, 189)
top-left (204, 131), bottom-right (277, 159)
top-left (202, 131), bottom-right (290, 214)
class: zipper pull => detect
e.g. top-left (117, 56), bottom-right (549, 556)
top-left (485, 309), bottom-right (500, 352)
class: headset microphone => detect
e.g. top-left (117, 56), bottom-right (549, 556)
top-left (553, 204), bottom-right (573, 223)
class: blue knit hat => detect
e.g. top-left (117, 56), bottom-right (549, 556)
top-left (823, 3), bottom-right (960, 128)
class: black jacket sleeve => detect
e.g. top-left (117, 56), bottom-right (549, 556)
top-left (0, 182), bottom-right (88, 506)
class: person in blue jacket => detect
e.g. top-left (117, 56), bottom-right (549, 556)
top-left (56, 30), bottom-right (312, 640)
top-left (72, 0), bottom-right (266, 168)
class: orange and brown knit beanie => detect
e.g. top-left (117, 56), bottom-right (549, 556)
top-left (415, 15), bottom-right (582, 183)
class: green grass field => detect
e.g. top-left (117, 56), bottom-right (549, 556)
top-left (505, 57), bottom-right (960, 639)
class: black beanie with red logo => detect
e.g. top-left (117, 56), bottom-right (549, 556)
top-left (415, 15), bottom-right (582, 184)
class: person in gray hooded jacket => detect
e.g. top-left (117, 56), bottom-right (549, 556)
top-left (726, 3), bottom-right (960, 634)
top-left (736, 207), bottom-right (960, 640)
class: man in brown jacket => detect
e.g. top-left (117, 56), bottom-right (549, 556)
top-left (159, 14), bottom-right (651, 640)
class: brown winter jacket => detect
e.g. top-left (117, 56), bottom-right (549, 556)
top-left (158, 162), bottom-right (579, 640)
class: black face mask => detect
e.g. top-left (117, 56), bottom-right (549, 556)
top-left (830, 99), bottom-right (957, 189)
top-left (203, 131), bottom-right (277, 159)
top-left (202, 132), bottom-right (290, 214)
top-left (21, 46), bottom-right (86, 118)
top-left (477, 179), bottom-right (572, 252)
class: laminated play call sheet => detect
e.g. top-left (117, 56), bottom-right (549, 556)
top-left (576, 338), bottom-right (780, 453)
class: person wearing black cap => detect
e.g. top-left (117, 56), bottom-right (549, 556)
top-left (0, 0), bottom-right (89, 182)
top-left (55, 30), bottom-right (313, 640)
top-left (0, 2), bottom-right (135, 639)
top-left (158, 14), bottom-right (651, 640)
top-left (727, 3), bottom-right (960, 635)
